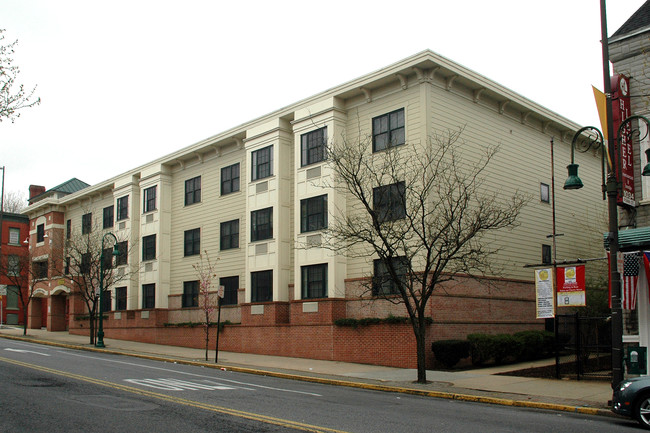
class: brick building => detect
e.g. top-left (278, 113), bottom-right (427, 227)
top-left (0, 212), bottom-right (29, 326)
top-left (22, 50), bottom-right (606, 368)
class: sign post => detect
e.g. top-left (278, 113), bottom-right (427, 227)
top-left (215, 285), bottom-right (224, 363)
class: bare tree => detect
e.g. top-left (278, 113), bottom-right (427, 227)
top-left (3, 190), bottom-right (27, 213)
top-left (52, 217), bottom-right (132, 344)
top-left (193, 252), bottom-right (219, 361)
top-left (321, 127), bottom-right (526, 383)
top-left (0, 29), bottom-right (40, 123)
top-left (0, 247), bottom-right (39, 335)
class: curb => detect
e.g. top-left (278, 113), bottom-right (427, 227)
top-left (0, 334), bottom-right (613, 417)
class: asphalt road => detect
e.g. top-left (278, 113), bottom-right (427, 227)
top-left (0, 338), bottom-right (636, 432)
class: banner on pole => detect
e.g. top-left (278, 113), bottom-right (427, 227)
top-left (557, 265), bottom-right (586, 307)
top-left (535, 268), bottom-right (555, 319)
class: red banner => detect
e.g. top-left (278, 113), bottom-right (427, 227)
top-left (611, 74), bottom-right (634, 207)
top-left (557, 265), bottom-right (586, 307)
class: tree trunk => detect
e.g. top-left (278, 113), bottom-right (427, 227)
top-left (22, 304), bottom-right (28, 335)
top-left (414, 315), bottom-right (428, 384)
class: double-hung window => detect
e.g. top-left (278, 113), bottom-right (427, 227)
top-left (116, 287), bottom-right (127, 310)
top-left (301, 264), bottom-right (328, 299)
top-left (220, 219), bottom-right (239, 250)
top-left (220, 276), bottom-right (239, 306)
top-left (373, 257), bottom-right (408, 296)
top-left (143, 186), bottom-right (157, 213)
top-left (102, 290), bottom-right (112, 312)
top-left (103, 205), bottom-right (114, 229)
top-left (142, 234), bottom-right (156, 261)
top-left (251, 270), bottom-right (272, 303)
top-left (82, 213), bottom-right (92, 234)
top-left (142, 284), bottom-right (155, 309)
top-left (116, 241), bottom-right (128, 266)
top-left (221, 163), bottom-right (240, 195)
top-left (37, 224), bottom-right (45, 243)
top-left (117, 196), bottom-right (129, 220)
top-left (8, 227), bottom-right (20, 245)
top-left (251, 146), bottom-right (273, 181)
top-left (373, 182), bottom-right (406, 222)
top-left (184, 228), bottom-right (200, 257)
top-left (300, 194), bottom-right (327, 233)
top-left (251, 208), bottom-right (273, 241)
top-left (301, 127), bottom-right (326, 166)
top-left (185, 176), bottom-right (201, 205)
top-left (372, 108), bottom-right (405, 152)
top-left (182, 281), bottom-right (199, 308)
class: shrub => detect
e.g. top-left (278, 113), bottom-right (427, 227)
top-left (431, 339), bottom-right (471, 368)
top-left (467, 334), bottom-right (494, 366)
top-left (513, 330), bottom-right (545, 361)
top-left (492, 334), bottom-right (522, 364)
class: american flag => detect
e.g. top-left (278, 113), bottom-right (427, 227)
top-left (622, 252), bottom-right (639, 310)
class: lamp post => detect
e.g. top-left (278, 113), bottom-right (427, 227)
top-left (96, 232), bottom-right (119, 348)
top-left (564, 115), bottom-right (650, 389)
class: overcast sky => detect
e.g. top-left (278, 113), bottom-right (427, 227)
top-left (1, 0), bottom-right (647, 202)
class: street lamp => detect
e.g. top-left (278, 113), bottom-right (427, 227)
top-left (96, 232), bottom-right (119, 348)
top-left (564, 115), bottom-right (650, 390)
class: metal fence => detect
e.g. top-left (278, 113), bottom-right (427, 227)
top-left (554, 313), bottom-right (612, 380)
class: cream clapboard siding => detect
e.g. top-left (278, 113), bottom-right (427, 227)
top-left (428, 79), bottom-right (605, 281)
top-left (340, 74), bottom-right (605, 281)
top-left (169, 142), bottom-right (247, 298)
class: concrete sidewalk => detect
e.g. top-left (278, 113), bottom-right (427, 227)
top-left (0, 326), bottom-right (614, 416)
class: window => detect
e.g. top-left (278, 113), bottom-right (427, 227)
top-left (251, 270), bottom-right (272, 303)
top-left (103, 205), bottom-right (114, 229)
top-left (185, 176), bottom-right (201, 205)
top-left (8, 255), bottom-right (20, 276)
top-left (220, 276), bottom-right (239, 306)
top-left (372, 108), bottom-right (405, 152)
top-left (117, 196), bottom-right (129, 221)
top-left (102, 248), bottom-right (114, 270)
top-left (301, 264), bottom-right (328, 299)
top-left (65, 257), bottom-right (70, 275)
top-left (300, 194), bottom-right (328, 233)
top-left (8, 227), bottom-right (20, 245)
top-left (373, 182), bottom-right (406, 222)
top-left (220, 219), bottom-right (239, 250)
top-left (542, 244), bottom-right (552, 265)
top-left (101, 290), bottom-right (112, 312)
top-left (221, 163), bottom-right (240, 195)
top-left (184, 228), bottom-right (201, 257)
top-left (143, 186), bottom-right (157, 213)
top-left (116, 287), bottom-right (127, 310)
top-left (80, 253), bottom-right (91, 274)
top-left (251, 146), bottom-right (273, 181)
top-left (116, 241), bottom-right (128, 266)
top-left (142, 234), bottom-right (156, 261)
top-left (301, 127), bottom-right (327, 166)
top-left (142, 283), bottom-right (155, 309)
top-left (37, 224), bottom-right (45, 243)
top-left (251, 207), bottom-right (273, 241)
top-left (34, 261), bottom-right (48, 279)
top-left (6, 286), bottom-right (19, 309)
top-left (540, 183), bottom-right (550, 204)
top-left (373, 257), bottom-right (408, 296)
top-left (82, 213), bottom-right (92, 234)
top-left (182, 281), bottom-right (199, 308)
top-left (66, 219), bottom-right (71, 239)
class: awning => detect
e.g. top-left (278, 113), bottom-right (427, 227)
top-left (604, 226), bottom-right (650, 251)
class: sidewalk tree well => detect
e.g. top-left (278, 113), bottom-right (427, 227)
top-left (192, 251), bottom-right (219, 362)
top-left (0, 246), bottom-right (39, 335)
top-left (51, 213), bottom-right (134, 344)
top-left (317, 127), bottom-right (526, 383)
top-left (0, 29), bottom-right (40, 122)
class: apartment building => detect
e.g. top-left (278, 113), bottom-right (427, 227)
top-left (0, 212), bottom-right (29, 326)
top-left (22, 50), bottom-right (606, 368)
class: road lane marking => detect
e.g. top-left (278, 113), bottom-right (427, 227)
top-left (57, 350), bottom-right (322, 396)
top-left (124, 378), bottom-right (247, 391)
top-left (5, 348), bottom-right (50, 356)
top-left (0, 356), bottom-right (347, 433)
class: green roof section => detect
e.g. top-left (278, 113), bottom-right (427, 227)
top-left (604, 226), bottom-right (650, 251)
top-left (48, 178), bottom-right (90, 195)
